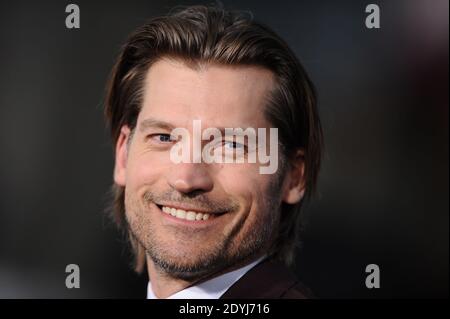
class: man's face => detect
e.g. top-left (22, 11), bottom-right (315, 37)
top-left (115, 59), bottom-right (291, 280)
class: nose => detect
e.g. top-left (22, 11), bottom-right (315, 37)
top-left (167, 162), bottom-right (214, 194)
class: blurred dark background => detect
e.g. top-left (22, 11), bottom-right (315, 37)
top-left (0, 0), bottom-right (447, 298)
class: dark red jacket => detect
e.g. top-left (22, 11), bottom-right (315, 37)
top-left (220, 258), bottom-right (313, 299)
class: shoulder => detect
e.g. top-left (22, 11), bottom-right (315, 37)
top-left (220, 258), bottom-right (314, 299)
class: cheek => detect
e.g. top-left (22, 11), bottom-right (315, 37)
top-left (218, 164), bottom-right (274, 210)
top-left (126, 150), bottom-right (172, 189)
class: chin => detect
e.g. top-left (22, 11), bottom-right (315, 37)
top-left (149, 248), bottom-right (231, 280)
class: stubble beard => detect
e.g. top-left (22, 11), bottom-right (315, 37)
top-left (124, 170), bottom-right (285, 282)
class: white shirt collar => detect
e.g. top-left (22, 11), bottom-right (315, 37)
top-left (147, 256), bottom-right (265, 299)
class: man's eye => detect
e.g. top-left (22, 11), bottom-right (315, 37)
top-left (150, 134), bottom-right (175, 143)
top-left (223, 141), bottom-right (246, 150)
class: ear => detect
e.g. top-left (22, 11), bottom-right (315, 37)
top-left (282, 149), bottom-right (306, 204)
top-left (114, 125), bottom-right (131, 186)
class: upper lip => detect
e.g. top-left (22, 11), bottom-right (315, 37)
top-left (156, 203), bottom-right (226, 215)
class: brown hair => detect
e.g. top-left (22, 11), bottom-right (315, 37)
top-left (104, 4), bottom-right (323, 273)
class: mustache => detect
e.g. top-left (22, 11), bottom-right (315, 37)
top-left (143, 190), bottom-right (240, 213)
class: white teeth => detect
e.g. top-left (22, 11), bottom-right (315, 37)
top-left (161, 206), bottom-right (212, 222)
top-left (176, 209), bottom-right (186, 219)
top-left (186, 211), bottom-right (196, 221)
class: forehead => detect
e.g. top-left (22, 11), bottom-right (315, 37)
top-left (138, 58), bottom-right (276, 129)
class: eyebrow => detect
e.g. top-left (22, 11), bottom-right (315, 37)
top-left (139, 118), bottom-right (175, 132)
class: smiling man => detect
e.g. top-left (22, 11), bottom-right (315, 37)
top-left (104, 5), bottom-right (323, 299)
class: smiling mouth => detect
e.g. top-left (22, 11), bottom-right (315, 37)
top-left (155, 204), bottom-right (226, 222)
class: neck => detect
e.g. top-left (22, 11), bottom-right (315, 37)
top-left (146, 253), bottom-right (267, 298)
top-left (146, 259), bottom-right (195, 299)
